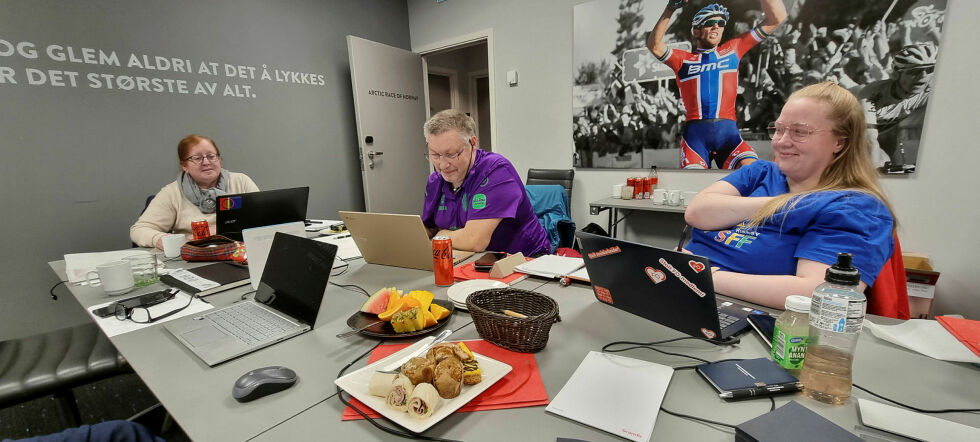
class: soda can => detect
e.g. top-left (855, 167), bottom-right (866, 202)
top-left (191, 219), bottom-right (210, 240)
top-left (627, 177), bottom-right (636, 190)
top-left (643, 177), bottom-right (654, 199)
top-left (432, 235), bottom-right (454, 286)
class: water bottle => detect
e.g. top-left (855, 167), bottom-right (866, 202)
top-left (770, 295), bottom-right (811, 376)
top-left (799, 253), bottom-right (865, 405)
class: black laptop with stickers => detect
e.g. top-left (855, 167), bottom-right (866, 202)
top-left (576, 231), bottom-right (766, 340)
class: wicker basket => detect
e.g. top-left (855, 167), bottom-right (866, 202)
top-left (466, 288), bottom-right (560, 353)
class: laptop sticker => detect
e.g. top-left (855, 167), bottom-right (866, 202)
top-left (700, 328), bottom-right (717, 339)
top-left (219, 196), bottom-right (243, 211)
top-left (645, 267), bottom-right (666, 284)
top-left (688, 260), bottom-right (705, 273)
top-left (658, 258), bottom-right (707, 298)
top-left (587, 246), bottom-right (621, 259)
top-left (594, 285), bottom-right (614, 304)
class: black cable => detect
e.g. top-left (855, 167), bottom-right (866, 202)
top-left (334, 340), bottom-right (462, 442)
top-left (239, 289), bottom-right (257, 301)
top-left (331, 282), bottom-right (370, 297)
top-left (659, 406), bottom-right (736, 430)
top-left (602, 336), bottom-right (739, 364)
top-left (49, 280), bottom-right (67, 301)
top-left (330, 261), bottom-right (350, 277)
top-left (852, 383), bottom-right (980, 414)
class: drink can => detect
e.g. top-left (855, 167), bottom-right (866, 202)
top-left (191, 219), bottom-right (210, 240)
top-left (432, 236), bottom-right (454, 286)
top-left (643, 177), bottom-right (654, 199)
top-left (626, 177), bottom-right (634, 191)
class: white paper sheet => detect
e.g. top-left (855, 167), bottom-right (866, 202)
top-left (86, 291), bottom-right (213, 337)
top-left (313, 234), bottom-right (362, 261)
top-left (864, 320), bottom-right (980, 363)
top-left (546, 351), bottom-right (673, 442)
top-left (859, 399), bottom-right (980, 442)
top-left (305, 218), bottom-right (342, 232)
top-left (64, 249), bottom-right (154, 284)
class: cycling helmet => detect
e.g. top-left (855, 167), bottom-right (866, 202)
top-left (893, 43), bottom-right (938, 70)
top-left (692, 3), bottom-right (729, 28)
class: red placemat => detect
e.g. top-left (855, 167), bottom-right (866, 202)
top-left (341, 339), bottom-right (549, 420)
top-left (453, 260), bottom-right (530, 284)
top-left (936, 315), bottom-right (980, 358)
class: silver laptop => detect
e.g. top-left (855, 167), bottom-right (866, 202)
top-left (338, 211), bottom-right (474, 270)
top-left (241, 221), bottom-right (307, 290)
top-left (165, 233), bottom-right (337, 366)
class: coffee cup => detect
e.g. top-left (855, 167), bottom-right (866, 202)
top-left (86, 260), bottom-right (135, 295)
top-left (161, 234), bottom-right (186, 258)
top-left (652, 189), bottom-right (667, 205)
top-left (612, 184), bottom-right (624, 198)
top-left (682, 191), bottom-right (698, 207)
top-left (125, 253), bottom-right (159, 288)
top-left (666, 190), bottom-right (681, 206)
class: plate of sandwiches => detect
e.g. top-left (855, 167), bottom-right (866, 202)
top-left (334, 340), bottom-right (512, 433)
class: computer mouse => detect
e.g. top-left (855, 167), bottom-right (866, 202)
top-left (232, 366), bottom-right (298, 402)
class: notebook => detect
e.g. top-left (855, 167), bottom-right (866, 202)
top-left (159, 262), bottom-right (251, 297)
top-left (514, 255), bottom-right (584, 278)
top-left (164, 233), bottom-right (337, 366)
top-left (696, 358), bottom-right (801, 399)
top-left (576, 231), bottom-right (766, 340)
top-left (241, 221), bottom-right (308, 290)
top-left (736, 401), bottom-right (860, 442)
top-left (216, 187), bottom-right (309, 241)
top-left (338, 211), bottom-right (473, 270)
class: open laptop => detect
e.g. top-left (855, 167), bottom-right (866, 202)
top-left (338, 211), bottom-right (474, 270)
top-left (241, 221), bottom-right (308, 290)
top-left (576, 231), bottom-right (767, 341)
top-left (216, 187), bottom-right (309, 241)
top-left (165, 232), bottom-right (337, 366)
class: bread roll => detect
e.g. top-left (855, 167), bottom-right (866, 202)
top-left (386, 374), bottom-right (414, 412)
top-left (368, 372), bottom-right (397, 397)
top-left (433, 357), bottom-right (463, 399)
top-left (427, 342), bottom-right (470, 362)
top-left (407, 383), bottom-right (441, 419)
top-left (400, 357), bottom-right (435, 385)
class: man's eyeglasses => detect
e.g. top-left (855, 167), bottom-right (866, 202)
top-left (767, 122), bottom-right (832, 143)
top-left (184, 153), bottom-right (220, 164)
top-left (698, 18), bottom-right (727, 29)
top-left (115, 293), bottom-right (195, 324)
top-left (424, 149), bottom-right (466, 162)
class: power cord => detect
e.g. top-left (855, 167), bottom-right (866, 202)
top-left (330, 282), bottom-right (370, 297)
top-left (852, 383), bottom-right (980, 414)
top-left (331, 261), bottom-right (350, 277)
top-left (49, 280), bottom-right (67, 300)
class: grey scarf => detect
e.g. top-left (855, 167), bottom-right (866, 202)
top-left (179, 169), bottom-right (230, 213)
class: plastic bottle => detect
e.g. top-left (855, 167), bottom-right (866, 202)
top-left (799, 253), bottom-right (865, 405)
top-left (770, 295), bottom-right (811, 376)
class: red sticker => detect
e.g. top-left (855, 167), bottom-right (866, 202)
top-left (700, 328), bottom-right (717, 339)
top-left (644, 266), bottom-right (666, 284)
top-left (587, 246), bottom-right (622, 259)
top-left (689, 260), bottom-right (706, 273)
top-left (594, 285), bottom-right (614, 304)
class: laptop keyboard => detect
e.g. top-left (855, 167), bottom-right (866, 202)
top-left (206, 302), bottom-right (297, 345)
top-left (718, 312), bottom-right (739, 329)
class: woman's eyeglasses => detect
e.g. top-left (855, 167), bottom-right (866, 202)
top-left (767, 122), bottom-right (831, 143)
top-left (184, 153), bottom-right (220, 164)
top-left (115, 293), bottom-right (195, 324)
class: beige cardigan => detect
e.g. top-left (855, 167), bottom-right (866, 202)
top-left (129, 173), bottom-right (259, 247)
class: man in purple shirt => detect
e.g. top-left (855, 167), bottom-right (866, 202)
top-left (421, 109), bottom-right (551, 256)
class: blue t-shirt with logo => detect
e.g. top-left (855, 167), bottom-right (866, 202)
top-left (686, 161), bottom-right (894, 286)
top-left (422, 149), bottom-right (551, 256)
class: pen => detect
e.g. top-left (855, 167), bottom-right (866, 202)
top-left (719, 382), bottom-right (801, 399)
top-left (676, 224), bottom-right (691, 252)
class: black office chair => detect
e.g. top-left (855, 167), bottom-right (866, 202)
top-left (525, 169), bottom-right (574, 204)
top-left (131, 195), bottom-right (156, 248)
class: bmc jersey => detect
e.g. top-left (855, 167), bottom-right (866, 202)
top-left (685, 161), bottom-right (894, 286)
top-left (658, 26), bottom-right (768, 121)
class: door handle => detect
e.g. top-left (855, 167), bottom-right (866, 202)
top-left (367, 150), bottom-right (384, 169)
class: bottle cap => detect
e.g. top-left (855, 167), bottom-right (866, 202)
top-left (784, 295), bottom-right (812, 313)
top-left (825, 252), bottom-right (861, 285)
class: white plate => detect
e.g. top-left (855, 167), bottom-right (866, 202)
top-left (447, 280), bottom-right (508, 307)
top-left (335, 343), bottom-right (512, 433)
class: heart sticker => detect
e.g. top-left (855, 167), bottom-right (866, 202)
top-left (688, 260), bottom-right (706, 273)
top-left (645, 266), bottom-right (666, 284)
top-left (700, 328), bottom-right (717, 339)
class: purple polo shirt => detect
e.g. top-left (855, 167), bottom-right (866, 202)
top-left (422, 149), bottom-right (551, 256)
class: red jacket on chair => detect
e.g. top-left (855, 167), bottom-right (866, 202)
top-left (866, 235), bottom-right (911, 320)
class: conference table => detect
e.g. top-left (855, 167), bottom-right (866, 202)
top-left (51, 254), bottom-right (980, 441)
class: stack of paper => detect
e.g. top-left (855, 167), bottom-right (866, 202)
top-left (314, 234), bottom-right (362, 261)
top-left (514, 255), bottom-right (584, 278)
top-left (864, 320), bottom-right (980, 363)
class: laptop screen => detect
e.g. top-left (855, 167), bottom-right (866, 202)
top-left (217, 187), bottom-right (309, 240)
top-left (253, 232), bottom-right (337, 326)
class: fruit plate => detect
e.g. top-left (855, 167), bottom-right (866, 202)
top-left (346, 299), bottom-right (455, 338)
top-left (335, 342), bottom-right (512, 433)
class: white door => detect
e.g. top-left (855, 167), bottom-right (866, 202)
top-left (347, 36), bottom-right (431, 214)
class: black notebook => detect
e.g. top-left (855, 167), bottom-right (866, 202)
top-left (697, 357), bottom-right (801, 399)
top-left (736, 401), bottom-right (861, 442)
top-left (160, 262), bottom-right (250, 297)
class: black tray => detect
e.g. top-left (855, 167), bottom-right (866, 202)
top-left (345, 299), bottom-right (455, 338)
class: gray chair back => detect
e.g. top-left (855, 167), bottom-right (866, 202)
top-left (525, 168), bottom-right (574, 202)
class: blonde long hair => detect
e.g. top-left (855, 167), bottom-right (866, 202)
top-left (748, 82), bottom-right (895, 229)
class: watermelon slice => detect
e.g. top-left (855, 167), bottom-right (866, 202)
top-left (360, 287), bottom-right (396, 314)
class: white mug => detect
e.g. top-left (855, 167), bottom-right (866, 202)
top-left (612, 184), bottom-right (624, 198)
top-left (652, 189), bottom-right (667, 205)
top-left (86, 260), bottom-right (135, 295)
top-left (666, 190), bottom-right (681, 206)
top-left (161, 233), bottom-right (186, 258)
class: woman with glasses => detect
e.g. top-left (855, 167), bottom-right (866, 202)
top-left (421, 109), bottom-right (551, 257)
top-left (683, 82), bottom-right (895, 309)
top-left (130, 134), bottom-right (258, 249)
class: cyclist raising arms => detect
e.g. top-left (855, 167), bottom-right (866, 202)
top-left (647, 1), bottom-right (786, 169)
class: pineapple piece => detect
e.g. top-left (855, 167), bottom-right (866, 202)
top-left (391, 307), bottom-right (423, 333)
